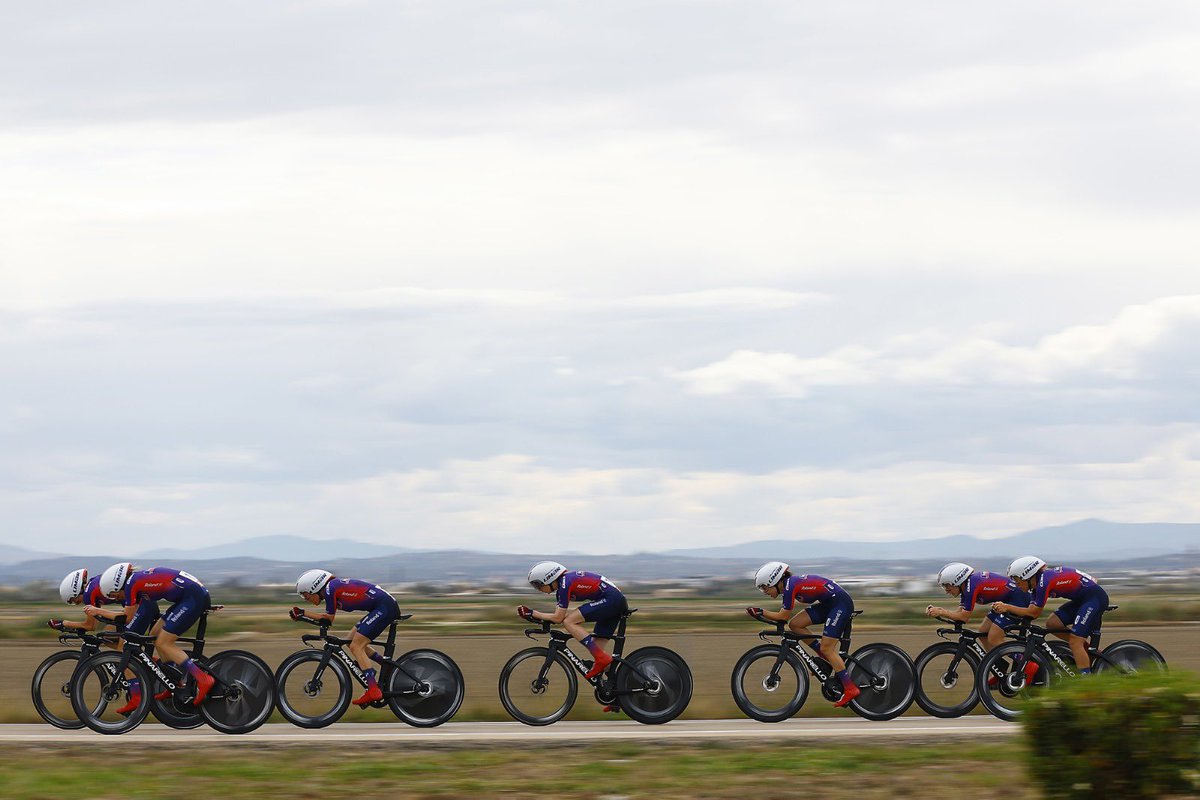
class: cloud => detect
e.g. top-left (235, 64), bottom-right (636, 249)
top-left (673, 295), bottom-right (1200, 396)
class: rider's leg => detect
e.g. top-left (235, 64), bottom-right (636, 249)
top-left (351, 606), bottom-right (398, 705)
top-left (1068, 634), bottom-right (1091, 671)
top-left (787, 610), bottom-right (822, 655)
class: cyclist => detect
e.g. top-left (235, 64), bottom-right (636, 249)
top-left (292, 569), bottom-right (401, 707)
top-left (992, 556), bottom-right (1109, 674)
top-left (49, 568), bottom-right (117, 636)
top-left (518, 561), bottom-right (628, 682)
top-left (747, 562), bottom-right (860, 707)
top-left (91, 563), bottom-right (215, 711)
top-left (925, 562), bottom-right (1038, 685)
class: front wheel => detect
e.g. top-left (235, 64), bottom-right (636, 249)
top-left (846, 643), bottom-right (916, 721)
top-left (1095, 639), bottom-right (1167, 675)
top-left (976, 641), bottom-right (1053, 722)
top-left (616, 646), bottom-right (692, 725)
top-left (387, 649), bottom-right (465, 728)
top-left (498, 647), bottom-right (578, 726)
top-left (730, 645), bottom-right (809, 722)
top-left (69, 651), bottom-right (152, 735)
top-left (32, 650), bottom-right (87, 729)
top-left (914, 642), bottom-right (979, 718)
top-left (275, 649), bottom-right (351, 728)
top-left (199, 650), bottom-right (276, 734)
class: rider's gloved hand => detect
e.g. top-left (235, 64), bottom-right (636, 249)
top-left (289, 606), bottom-right (306, 621)
top-left (48, 619), bottom-right (65, 631)
top-left (517, 605), bottom-right (534, 621)
top-left (746, 607), bottom-right (764, 619)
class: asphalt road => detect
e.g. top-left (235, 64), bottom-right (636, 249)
top-left (0, 716), bottom-right (1013, 744)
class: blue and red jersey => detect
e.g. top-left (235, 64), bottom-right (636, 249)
top-left (124, 568), bottom-right (206, 606)
top-left (780, 574), bottom-right (847, 611)
top-left (83, 576), bottom-right (112, 607)
top-left (1032, 567), bottom-right (1100, 607)
top-left (555, 571), bottom-right (620, 609)
top-left (324, 578), bottom-right (391, 615)
top-left (959, 571), bottom-right (1024, 611)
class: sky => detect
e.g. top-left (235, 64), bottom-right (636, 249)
top-left (2, 2), bottom-right (1200, 556)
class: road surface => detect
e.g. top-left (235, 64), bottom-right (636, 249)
top-left (0, 716), bottom-right (1014, 744)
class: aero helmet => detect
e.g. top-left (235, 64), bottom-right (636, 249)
top-left (527, 561), bottom-right (567, 588)
top-left (1007, 556), bottom-right (1046, 581)
top-left (296, 569), bottom-right (334, 596)
top-left (754, 561), bottom-right (789, 589)
top-left (99, 563), bottom-right (134, 598)
top-left (59, 569), bottom-right (88, 604)
top-left (937, 562), bottom-right (974, 587)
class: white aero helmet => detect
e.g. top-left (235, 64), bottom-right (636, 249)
top-left (528, 561), bottom-right (567, 588)
top-left (937, 562), bottom-right (974, 587)
top-left (1008, 556), bottom-right (1047, 581)
top-left (59, 568), bottom-right (89, 604)
top-left (99, 563), bottom-right (134, 598)
top-left (754, 561), bottom-right (789, 589)
top-left (296, 569), bottom-right (334, 596)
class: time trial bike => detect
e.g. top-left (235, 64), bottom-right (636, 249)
top-left (275, 612), bottom-right (465, 728)
top-left (498, 608), bottom-right (693, 726)
top-left (732, 609), bottom-right (916, 722)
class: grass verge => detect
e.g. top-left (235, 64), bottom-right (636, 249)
top-left (0, 740), bottom-right (1030, 799)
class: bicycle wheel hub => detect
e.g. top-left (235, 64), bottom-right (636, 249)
top-left (762, 677), bottom-right (780, 692)
top-left (416, 682), bottom-right (435, 698)
top-left (939, 673), bottom-right (958, 690)
top-left (303, 681), bottom-right (322, 697)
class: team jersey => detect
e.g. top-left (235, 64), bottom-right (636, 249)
top-left (780, 574), bottom-right (846, 611)
top-left (83, 576), bottom-right (111, 607)
top-left (555, 571), bottom-right (620, 609)
top-left (1032, 567), bottom-right (1100, 607)
top-left (324, 578), bottom-right (392, 614)
top-left (124, 568), bottom-right (205, 606)
top-left (959, 571), bottom-right (1023, 611)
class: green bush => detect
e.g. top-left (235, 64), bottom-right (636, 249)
top-left (1023, 670), bottom-right (1200, 799)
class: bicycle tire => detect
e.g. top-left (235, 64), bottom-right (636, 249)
top-left (498, 647), bottom-right (577, 726)
top-left (730, 644), bottom-right (809, 722)
top-left (31, 650), bottom-right (87, 730)
top-left (275, 649), bottom-right (352, 728)
top-left (69, 651), bottom-right (153, 734)
top-left (913, 641), bottom-right (980, 718)
top-left (846, 642), bottom-right (916, 721)
top-left (975, 641), bottom-right (1053, 722)
top-left (1095, 639), bottom-right (1167, 675)
top-left (616, 646), bottom-right (692, 725)
top-left (386, 648), bottom-right (465, 728)
top-left (199, 650), bottom-right (276, 734)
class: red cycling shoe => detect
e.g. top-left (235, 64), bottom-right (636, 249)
top-left (353, 684), bottom-right (383, 707)
top-left (192, 669), bottom-right (215, 706)
top-left (584, 651), bottom-right (612, 680)
top-left (833, 682), bottom-right (861, 708)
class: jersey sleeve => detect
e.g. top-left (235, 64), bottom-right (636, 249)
top-left (555, 579), bottom-right (569, 608)
top-left (324, 583), bottom-right (338, 615)
top-left (1031, 576), bottom-right (1050, 608)
top-left (780, 579), bottom-right (796, 611)
top-left (960, 580), bottom-right (978, 612)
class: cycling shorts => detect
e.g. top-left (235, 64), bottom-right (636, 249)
top-left (803, 595), bottom-right (855, 639)
top-left (162, 586), bottom-right (211, 635)
top-left (579, 591), bottom-right (628, 639)
top-left (125, 598), bottom-right (161, 635)
top-left (1053, 586), bottom-right (1109, 638)
top-left (354, 594), bottom-right (401, 641)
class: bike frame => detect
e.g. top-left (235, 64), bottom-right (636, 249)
top-left (103, 607), bottom-right (216, 701)
top-left (931, 616), bottom-right (1011, 684)
top-left (524, 611), bottom-right (659, 696)
top-left (298, 614), bottom-right (431, 701)
top-left (1007, 604), bottom-right (1119, 679)
top-left (756, 610), bottom-right (883, 690)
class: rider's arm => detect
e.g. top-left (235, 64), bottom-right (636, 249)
top-left (926, 605), bottom-right (970, 623)
top-left (532, 605), bottom-right (567, 624)
top-left (85, 605), bottom-right (128, 622)
top-left (759, 607), bottom-right (790, 622)
top-left (995, 602), bottom-right (1042, 619)
top-left (63, 616), bottom-right (100, 631)
top-left (309, 611), bottom-right (336, 623)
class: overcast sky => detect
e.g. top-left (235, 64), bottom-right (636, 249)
top-left (2, 2), bottom-right (1199, 556)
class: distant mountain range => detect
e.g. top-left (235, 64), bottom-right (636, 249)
top-left (0, 520), bottom-right (1196, 586)
top-left (665, 519), bottom-right (1200, 562)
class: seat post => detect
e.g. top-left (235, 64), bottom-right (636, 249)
top-left (384, 621), bottom-right (398, 658)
